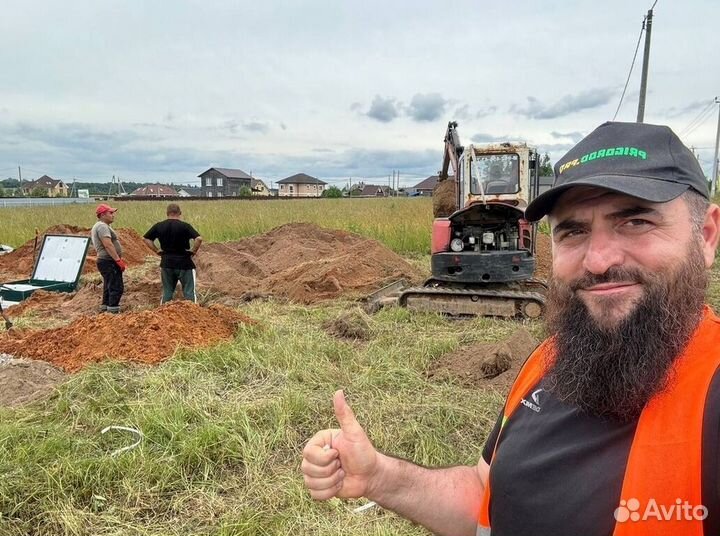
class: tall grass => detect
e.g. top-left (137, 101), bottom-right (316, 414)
top-left (0, 301), bottom-right (526, 535)
top-left (0, 198), bottom-right (434, 255)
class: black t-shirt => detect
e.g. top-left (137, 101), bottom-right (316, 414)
top-left (481, 369), bottom-right (720, 535)
top-left (143, 219), bottom-right (200, 270)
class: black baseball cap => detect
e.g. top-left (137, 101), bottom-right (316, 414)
top-left (524, 121), bottom-right (710, 221)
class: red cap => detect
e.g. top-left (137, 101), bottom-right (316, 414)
top-left (96, 203), bottom-right (118, 217)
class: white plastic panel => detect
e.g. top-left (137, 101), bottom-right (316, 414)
top-left (1, 284), bottom-right (42, 291)
top-left (33, 235), bottom-right (90, 283)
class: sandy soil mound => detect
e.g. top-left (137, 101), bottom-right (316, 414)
top-left (194, 223), bottom-right (422, 304)
top-left (0, 355), bottom-right (66, 407)
top-left (428, 328), bottom-right (539, 393)
top-left (6, 223), bottom-right (421, 320)
top-left (0, 225), bottom-right (153, 281)
top-left (0, 301), bottom-right (254, 372)
top-left (432, 180), bottom-right (457, 218)
top-left (534, 232), bottom-right (552, 281)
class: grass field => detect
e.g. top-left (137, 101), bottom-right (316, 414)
top-left (0, 301), bottom-right (521, 536)
top-left (0, 198), bottom-right (435, 255)
top-left (2, 197), bottom-right (720, 535)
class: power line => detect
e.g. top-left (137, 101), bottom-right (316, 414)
top-left (613, 15), bottom-right (646, 121)
top-left (678, 100), bottom-right (716, 138)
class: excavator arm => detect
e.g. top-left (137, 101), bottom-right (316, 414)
top-left (439, 121), bottom-right (463, 181)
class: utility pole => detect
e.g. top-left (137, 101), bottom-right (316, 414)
top-left (711, 97), bottom-right (720, 197)
top-left (636, 7), bottom-right (653, 123)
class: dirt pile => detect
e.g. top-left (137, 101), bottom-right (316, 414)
top-left (194, 223), bottom-right (422, 304)
top-left (432, 180), bottom-right (457, 218)
top-left (428, 328), bottom-right (539, 392)
top-left (7, 223), bottom-right (422, 320)
top-left (0, 301), bottom-right (255, 372)
top-left (0, 355), bottom-right (66, 407)
top-left (323, 308), bottom-right (371, 340)
top-left (534, 232), bottom-right (552, 281)
top-left (0, 225), bottom-right (153, 280)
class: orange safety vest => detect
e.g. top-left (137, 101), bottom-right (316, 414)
top-left (478, 306), bottom-right (720, 536)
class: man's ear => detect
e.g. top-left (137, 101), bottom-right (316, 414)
top-left (701, 204), bottom-right (720, 268)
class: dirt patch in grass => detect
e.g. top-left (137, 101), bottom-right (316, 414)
top-left (0, 355), bottom-right (66, 407)
top-left (0, 225), bottom-right (154, 281)
top-left (0, 301), bottom-right (255, 372)
top-left (323, 309), bottom-right (371, 340)
top-left (427, 328), bottom-right (540, 393)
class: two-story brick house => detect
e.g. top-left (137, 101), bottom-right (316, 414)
top-left (277, 173), bottom-right (327, 197)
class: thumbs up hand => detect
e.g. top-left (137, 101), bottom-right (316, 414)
top-left (302, 390), bottom-right (379, 500)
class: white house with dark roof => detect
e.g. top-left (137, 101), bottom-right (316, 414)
top-left (178, 186), bottom-right (202, 197)
top-left (276, 173), bottom-right (326, 197)
top-left (198, 167), bottom-right (253, 197)
top-left (251, 178), bottom-right (271, 196)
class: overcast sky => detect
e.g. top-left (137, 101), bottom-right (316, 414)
top-left (1, 0), bottom-right (718, 187)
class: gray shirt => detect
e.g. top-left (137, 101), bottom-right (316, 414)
top-left (91, 221), bottom-right (122, 260)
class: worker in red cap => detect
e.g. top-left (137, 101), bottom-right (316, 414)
top-left (91, 204), bottom-right (127, 313)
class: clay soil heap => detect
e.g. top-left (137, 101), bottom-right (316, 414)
top-left (194, 223), bottom-right (423, 303)
top-left (0, 224), bottom-right (153, 281)
top-left (0, 301), bottom-right (254, 372)
top-left (533, 232), bottom-right (552, 281)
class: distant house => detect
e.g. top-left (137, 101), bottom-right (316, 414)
top-left (22, 175), bottom-right (68, 197)
top-left (411, 175), bottom-right (439, 196)
top-left (251, 178), bottom-right (271, 196)
top-left (177, 186), bottom-right (202, 197)
top-left (130, 184), bottom-right (179, 197)
top-left (277, 173), bottom-right (327, 197)
top-left (199, 167), bottom-right (252, 198)
top-left (359, 184), bottom-right (392, 197)
top-left (410, 174), bottom-right (458, 196)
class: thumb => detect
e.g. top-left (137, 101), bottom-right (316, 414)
top-left (333, 390), bottom-right (364, 438)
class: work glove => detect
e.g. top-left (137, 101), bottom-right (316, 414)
top-left (115, 258), bottom-right (128, 272)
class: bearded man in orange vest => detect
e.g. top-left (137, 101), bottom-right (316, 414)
top-left (301, 122), bottom-right (720, 536)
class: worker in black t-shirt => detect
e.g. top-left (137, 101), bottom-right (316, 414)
top-left (143, 203), bottom-right (203, 303)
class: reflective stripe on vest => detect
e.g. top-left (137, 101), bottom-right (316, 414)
top-left (478, 306), bottom-right (720, 536)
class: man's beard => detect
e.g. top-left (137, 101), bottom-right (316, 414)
top-left (544, 241), bottom-right (708, 422)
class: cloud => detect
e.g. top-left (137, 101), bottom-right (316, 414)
top-left (349, 102), bottom-right (362, 112)
top-left (280, 122), bottom-right (288, 130)
top-left (550, 130), bottom-right (584, 143)
top-left (661, 100), bottom-right (714, 119)
top-left (475, 105), bottom-right (498, 119)
top-left (243, 121), bottom-right (270, 133)
top-left (407, 92), bottom-right (446, 122)
top-left (0, 120), bottom-right (443, 183)
top-left (512, 88), bottom-right (616, 119)
top-left (471, 133), bottom-right (504, 143)
top-left (366, 95), bottom-right (400, 122)
top-left (454, 104), bottom-right (471, 120)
